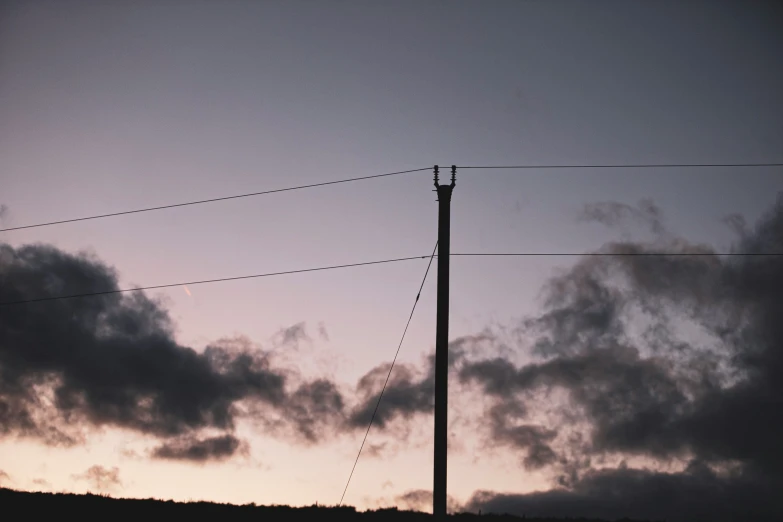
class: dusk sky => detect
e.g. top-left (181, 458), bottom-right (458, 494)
top-left (1, 1), bottom-right (782, 520)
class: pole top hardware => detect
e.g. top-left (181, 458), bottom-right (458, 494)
top-left (434, 165), bottom-right (456, 201)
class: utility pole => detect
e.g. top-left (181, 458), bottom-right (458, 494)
top-left (433, 165), bottom-right (456, 519)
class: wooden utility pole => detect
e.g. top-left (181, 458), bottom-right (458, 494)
top-left (433, 165), bottom-right (456, 519)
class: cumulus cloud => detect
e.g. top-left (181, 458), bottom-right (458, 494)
top-left (0, 241), bottom-right (503, 460)
top-left (459, 195), bottom-right (783, 520)
top-left (251, 377), bottom-right (347, 445)
top-left (0, 240), bottom-right (457, 460)
top-left (0, 244), bottom-right (350, 460)
top-left (347, 362), bottom-right (432, 430)
top-left (345, 336), bottom-right (478, 433)
top-left (284, 379), bottom-right (344, 442)
top-left (72, 465), bottom-right (122, 492)
top-left (0, 244), bottom-right (286, 442)
top-left (151, 434), bottom-right (249, 462)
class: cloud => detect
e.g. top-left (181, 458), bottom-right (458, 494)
top-left (0, 243), bottom-right (350, 454)
top-left (317, 322), bottom-right (329, 342)
top-left (72, 465), bottom-right (122, 492)
top-left (151, 434), bottom-right (249, 462)
top-left (345, 338), bottom-right (475, 434)
top-left (579, 198), bottom-right (666, 236)
top-left (0, 204), bottom-right (8, 223)
top-left (458, 194), bottom-right (783, 519)
top-left (722, 213), bottom-right (748, 239)
top-left (365, 442), bottom-right (389, 458)
top-left (31, 478), bottom-right (50, 489)
top-left (464, 464), bottom-right (782, 522)
top-left (0, 241), bottom-right (491, 455)
top-left (0, 469), bottom-right (10, 486)
top-left (250, 377), bottom-right (347, 445)
top-left (460, 344), bottom-right (690, 469)
top-left (275, 322), bottom-right (310, 348)
top-left (483, 401), bottom-right (558, 470)
top-left (394, 489), bottom-right (461, 514)
top-left (284, 379), bottom-right (344, 442)
top-left (0, 243), bottom-right (286, 441)
top-left (347, 362), bottom-right (432, 430)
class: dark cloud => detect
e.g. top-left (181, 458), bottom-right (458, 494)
top-left (284, 379), bottom-right (344, 442)
top-left (483, 401), bottom-right (558, 470)
top-left (345, 336), bottom-right (478, 433)
top-left (394, 489), bottom-right (461, 514)
top-left (446, 332), bottom-right (498, 360)
top-left (151, 434), bottom-right (248, 462)
top-left (464, 464), bottom-right (783, 522)
top-left (0, 242), bottom-right (491, 454)
top-left (72, 465), bottom-right (122, 492)
top-left (248, 378), bottom-right (346, 445)
top-left (0, 243), bottom-right (346, 455)
top-left (0, 243), bottom-right (287, 441)
top-left (459, 195), bottom-right (783, 520)
top-left (275, 322), bottom-right (310, 347)
top-left (461, 344), bottom-right (692, 466)
top-left (347, 362), bottom-right (432, 430)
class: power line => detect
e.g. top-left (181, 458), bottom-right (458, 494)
top-left (0, 255), bottom-right (431, 306)
top-left (0, 167), bottom-right (431, 233)
top-left (449, 252), bottom-right (783, 256)
top-left (457, 162), bottom-right (783, 170)
top-left (5, 162), bottom-right (781, 234)
top-left (339, 240), bottom-right (439, 508)
top-left (5, 251), bottom-right (779, 307)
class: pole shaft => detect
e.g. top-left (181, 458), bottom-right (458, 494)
top-left (433, 180), bottom-right (453, 519)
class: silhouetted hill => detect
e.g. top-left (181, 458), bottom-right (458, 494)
top-left (0, 488), bottom-right (661, 521)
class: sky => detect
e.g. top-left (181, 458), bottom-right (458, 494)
top-left (1, 1), bottom-right (782, 520)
